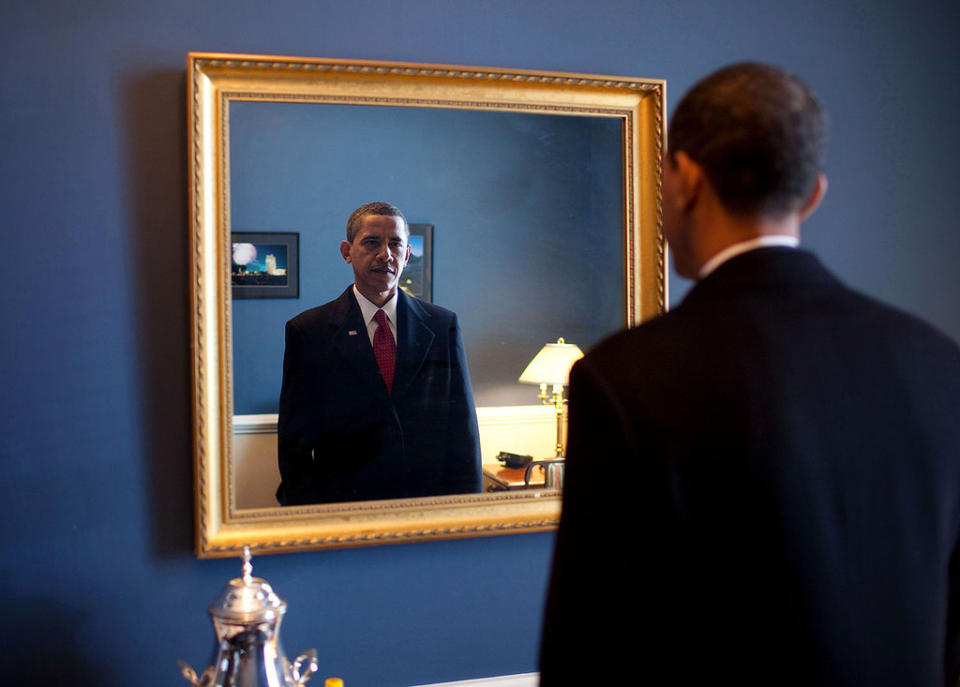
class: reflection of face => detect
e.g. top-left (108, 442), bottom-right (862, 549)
top-left (340, 214), bottom-right (411, 306)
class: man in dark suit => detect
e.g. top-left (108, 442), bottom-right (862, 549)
top-left (539, 63), bottom-right (960, 685)
top-left (276, 201), bottom-right (482, 505)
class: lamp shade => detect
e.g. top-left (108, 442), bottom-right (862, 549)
top-left (518, 338), bottom-right (585, 385)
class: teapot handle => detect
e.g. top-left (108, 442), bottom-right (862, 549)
top-left (524, 461), bottom-right (547, 486)
top-left (291, 649), bottom-right (319, 685)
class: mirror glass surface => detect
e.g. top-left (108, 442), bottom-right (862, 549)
top-left (230, 102), bottom-right (624, 415)
top-left (188, 54), bottom-right (664, 556)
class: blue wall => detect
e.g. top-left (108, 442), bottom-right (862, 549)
top-left (1, 1), bottom-right (958, 685)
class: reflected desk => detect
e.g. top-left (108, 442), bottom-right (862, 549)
top-left (482, 463), bottom-right (546, 492)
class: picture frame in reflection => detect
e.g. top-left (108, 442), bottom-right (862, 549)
top-left (401, 223), bottom-right (433, 303)
top-left (231, 231), bottom-right (300, 299)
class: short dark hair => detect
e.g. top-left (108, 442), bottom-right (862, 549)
top-left (668, 62), bottom-right (827, 218)
top-left (345, 201), bottom-right (408, 242)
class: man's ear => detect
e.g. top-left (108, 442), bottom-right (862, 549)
top-left (673, 151), bottom-right (704, 211)
top-left (798, 172), bottom-right (828, 222)
top-left (340, 240), bottom-right (352, 263)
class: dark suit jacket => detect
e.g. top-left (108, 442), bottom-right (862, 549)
top-left (276, 286), bottom-right (482, 505)
top-left (540, 248), bottom-right (960, 685)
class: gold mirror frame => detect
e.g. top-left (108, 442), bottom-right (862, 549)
top-left (188, 52), bottom-right (666, 558)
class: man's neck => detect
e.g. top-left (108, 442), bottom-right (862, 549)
top-left (354, 285), bottom-right (395, 308)
top-left (353, 284), bottom-right (398, 311)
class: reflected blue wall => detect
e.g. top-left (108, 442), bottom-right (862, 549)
top-left (229, 104), bottom-right (623, 412)
top-left (1, 1), bottom-right (958, 686)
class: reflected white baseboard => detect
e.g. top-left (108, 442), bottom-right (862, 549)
top-left (410, 673), bottom-right (538, 687)
top-left (233, 406), bottom-right (559, 509)
top-left (233, 413), bottom-right (278, 433)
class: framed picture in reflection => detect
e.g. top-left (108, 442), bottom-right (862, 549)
top-left (402, 223), bottom-right (433, 303)
top-left (231, 231), bottom-right (300, 299)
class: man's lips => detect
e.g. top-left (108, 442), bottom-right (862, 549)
top-left (371, 267), bottom-right (395, 275)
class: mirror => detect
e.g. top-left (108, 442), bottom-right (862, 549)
top-left (189, 53), bottom-right (665, 557)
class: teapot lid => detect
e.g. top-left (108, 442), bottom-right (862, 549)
top-left (208, 546), bottom-right (287, 623)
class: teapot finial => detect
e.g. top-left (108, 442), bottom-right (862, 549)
top-left (242, 545), bottom-right (253, 585)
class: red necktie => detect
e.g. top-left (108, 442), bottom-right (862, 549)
top-left (373, 309), bottom-right (396, 391)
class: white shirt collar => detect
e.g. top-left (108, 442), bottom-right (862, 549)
top-left (352, 286), bottom-right (399, 343)
top-left (697, 235), bottom-right (800, 280)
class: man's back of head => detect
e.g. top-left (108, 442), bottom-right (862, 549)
top-left (668, 62), bottom-right (827, 219)
top-left (662, 63), bottom-right (829, 278)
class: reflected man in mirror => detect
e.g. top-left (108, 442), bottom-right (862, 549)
top-left (276, 202), bottom-right (482, 505)
top-left (539, 64), bottom-right (960, 685)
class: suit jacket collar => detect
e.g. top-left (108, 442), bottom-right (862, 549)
top-left (328, 285), bottom-right (363, 327)
top-left (394, 289), bottom-right (435, 395)
top-left (329, 286), bottom-right (386, 397)
top-left (682, 247), bottom-right (841, 308)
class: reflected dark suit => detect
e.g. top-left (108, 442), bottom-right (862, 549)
top-left (276, 286), bottom-right (482, 505)
top-left (540, 248), bottom-right (960, 686)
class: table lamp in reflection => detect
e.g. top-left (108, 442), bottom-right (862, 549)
top-left (519, 337), bottom-right (585, 459)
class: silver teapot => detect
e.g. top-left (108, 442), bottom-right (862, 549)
top-left (179, 546), bottom-right (319, 687)
top-left (524, 458), bottom-right (565, 489)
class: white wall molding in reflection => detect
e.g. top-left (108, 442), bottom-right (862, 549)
top-left (233, 413), bottom-right (278, 434)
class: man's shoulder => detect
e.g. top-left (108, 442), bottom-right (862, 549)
top-left (844, 289), bottom-right (960, 360)
top-left (401, 291), bottom-right (457, 323)
top-left (287, 287), bottom-right (355, 331)
top-left (588, 306), bottom-right (693, 361)
top-left (582, 273), bottom-right (960, 382)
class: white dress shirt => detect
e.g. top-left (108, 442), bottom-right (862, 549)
top-left (353, 285), bottom-right (399, 346)
top-left (697, 235), bottom-right (800, 280)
